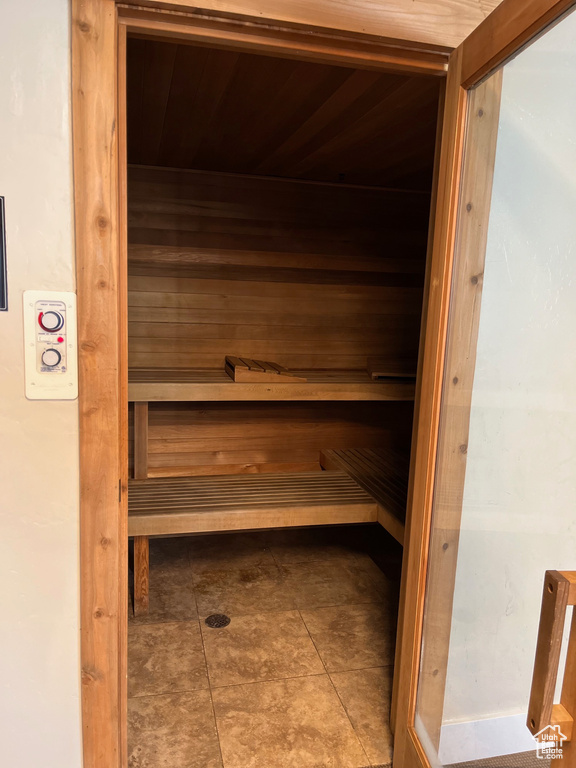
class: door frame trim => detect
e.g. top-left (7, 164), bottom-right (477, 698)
top-left (392, 0), bottom-right (576, 765)
top-left (71, 3), bottom-right (450, 766)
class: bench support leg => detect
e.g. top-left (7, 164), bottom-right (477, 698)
top-left (133, 536), bottom-right (149, 616)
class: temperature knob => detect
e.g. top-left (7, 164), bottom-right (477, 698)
top-left (41, 348), bottom-right (62, 368)
top-left (39, 311), bottom-right (64, 332)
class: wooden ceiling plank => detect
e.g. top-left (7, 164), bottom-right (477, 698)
top-left (292, 77), bottom-right (440, 180)
top-left (127, 38), bottom-right (440, 189)
top-left (180, 48), bottom-right (241, 169)
top-left (254, 68), bottom-right (383, 176)
top-left (194, 55), bottom-right (297, 172)
top-left (126, 37), bottom-right (147, 163)
top-left (139, 40), bottom-right (178, 165)
top-left (231, 62), bottom-right (351, 174)
top-left (157, 44), bottom-right (210, 167)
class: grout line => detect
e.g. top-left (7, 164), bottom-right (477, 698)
top-left (296, 609), bottom-right (371, 767)
top-left (328, 663), bottom-right (372, 765)
top-left (190, 548), bottom-right (227, 768)
top-left (207, 671), bottom-right (329, 692)
top-left (128, 683), bottom-right (211, 701)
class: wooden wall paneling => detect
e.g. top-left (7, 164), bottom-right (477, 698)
top-left (133, 401), bottom-right (149, 478)
top-left (128, 401), bottom-right (414, 478)
top-left (391, 46), bottom-right (468, 768)
top-left (414, 67), bottom-right (502, 749)
top-left (127, 166), bottom-right (428, 372)
top-left (118, 0), bottom-right (503, 50)
top-left (72, 1), bottom-right (124, 766)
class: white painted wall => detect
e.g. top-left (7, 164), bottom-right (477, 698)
top-left (437, 8), bottom-right (576, 763)
top-left (0, 1), bottom-right (82, 766)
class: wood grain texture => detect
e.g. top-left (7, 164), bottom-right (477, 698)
top-left (527, 570), bottom-right (576, 749)
top-left (461, 0), bottom-right (576, 87)
top-left (119, 0), bottom-right (504, 49)
top-left (127, 166), bottom-right (428, 372)
top-left (527, 571), bottom-right (571, 737)
top-left (128, 471), bottom-right (379, 537)
top-left (133, 402), bottom-right (148, 479)
top-left (557, 609), bottom-right (576, 756)
top-left (133, 535), bottom-right (150, 616)
top-left (128, 369), bottom-right (415, 402)
top-left (122, 9), bottom-right (449, 78)
top-left (319, 447), bottom-right (409, 545)
top-left (117, 23), bottom-right (129, 763)
top-left (413, 67), bottom-right (503, 749)
top-left (127, 40), bottom-right (442, 189)
top-left (391, 46), bottom-right (469, 767)
top-left (72, 0), bottom-right (124, 766)
top-left (129, 400), bottom-right (413, 479)
top-left (390, 75), bottom-right (446, 738)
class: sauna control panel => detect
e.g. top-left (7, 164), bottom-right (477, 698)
top-left (23, 290), bottom-right (78, 400)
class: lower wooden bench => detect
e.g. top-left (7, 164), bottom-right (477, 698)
top-left (128, 471), bottom-right (378, 615)
top-left (319, 448), bottom-right (409, 546)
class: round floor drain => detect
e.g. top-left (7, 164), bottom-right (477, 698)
top-left (205, 613), bottom-right (231, 628)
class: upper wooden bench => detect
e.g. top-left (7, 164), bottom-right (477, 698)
top-left (319, 447), bottom-right (409, 546)
top-left (128, 368), bottom-right (415, 402)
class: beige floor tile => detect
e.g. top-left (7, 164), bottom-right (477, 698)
top-left (128, 690), bottom-right (222, 768)
top-left (129, 565), bottom-right (197, 625)
top-left (128, 620), bottom-right (208, 698)
top-left (188, 532), bottom-right (275, 575)
top-left (282, 558), bottom-right (388, 610)
top-left (300, 603), bottom-right (396, 672)
top-left (202, 610), bottom-right (324, 688)
top-left (193, 564), bottom-right (296, 618)
top-left (212, 675), bottom-right (368, 768)
top-left (330, 667), bottom-right (393, 766)
top-left (267, 528), bottom-right (361, 565)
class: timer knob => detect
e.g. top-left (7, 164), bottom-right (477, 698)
top-left (39, 311), bottom-right (64, 332)
top-left (42, 348), bottom-right (62, 367)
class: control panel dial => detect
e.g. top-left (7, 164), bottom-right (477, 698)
top-left (41, 348), bottom-right (62, 368)
top-left (39, 310), bottom-right (64, 332)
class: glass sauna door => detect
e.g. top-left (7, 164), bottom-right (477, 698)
top-left (412, 6), bottom-right (576, 768)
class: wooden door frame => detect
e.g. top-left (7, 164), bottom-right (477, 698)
top-left (71, 2), bottom-right (451, 766)
top-left (391, 1), bottom-right (576, 766)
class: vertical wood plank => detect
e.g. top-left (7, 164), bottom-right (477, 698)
top-left (527, 571), bottom-right (571, 735)
top-left (390, 75), bottom-right (446, 737)
top-left (557, 611), bottom-right (576, 760)
top-left (133, 402), bottom-right (149, 479)
top-left (413, 66), bottom-right (503, 750)
top-left (71, 1), bottom-right (123, 766)
top-left (133, 536), bottom-right (150, 617)
top-left (117, 20), bottom-right (129, 767)
top-left (392, 47), bottom-right (468, 768)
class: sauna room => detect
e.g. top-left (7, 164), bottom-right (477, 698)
top-left (126, 34), bottom-right (441, 766)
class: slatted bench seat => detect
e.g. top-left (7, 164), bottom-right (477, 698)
top-left (129, 471), bottom-right (378, 615)
top-left (319, 448), bottom-right (409, 546)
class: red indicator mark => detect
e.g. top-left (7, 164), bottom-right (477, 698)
top-left (57, 336), bottom-right (64, 343)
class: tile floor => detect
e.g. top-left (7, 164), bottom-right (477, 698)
top-left (128, 524), bottom-right (402, 768)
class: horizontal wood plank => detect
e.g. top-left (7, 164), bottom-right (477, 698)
top-left (128, 471), bottom-right (378, 536)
